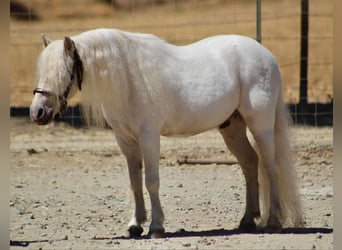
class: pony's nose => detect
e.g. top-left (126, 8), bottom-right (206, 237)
top-left (30, 108), bottom-right (45, 121)
top-left (30, 105), bottom-right (54, 125)
top-left (30, 106), bottom-right (46, 122)
top-left (37, 107), bottom-right (45, 119)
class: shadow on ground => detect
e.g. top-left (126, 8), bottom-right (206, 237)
top-left (11, 226), bottom-right (332, 247)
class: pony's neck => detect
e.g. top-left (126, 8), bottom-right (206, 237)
top-left (72, 29), bottom-right (176, 130)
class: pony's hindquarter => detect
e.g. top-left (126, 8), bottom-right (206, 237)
top-left (258, 94), bottom-right (304, 227)
top-left (215, 35), bottom-right (304, 231)
top-left (218, 94), bottom-right (304, 231)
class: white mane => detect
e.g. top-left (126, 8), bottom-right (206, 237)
top-left (73, 29), bottom-right (171, 131)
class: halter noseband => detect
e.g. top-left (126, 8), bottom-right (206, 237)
top-left (33, 88), bottom-right (68, 118)
top-left (33, 47), bottom-right (83, 119)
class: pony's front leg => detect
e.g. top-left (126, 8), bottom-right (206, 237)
top-left (139, 126), bottom-right (165, 238)
top-left (115, 135), bottom-right (147, 237)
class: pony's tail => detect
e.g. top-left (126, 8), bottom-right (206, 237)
top-left (258, 94), bottom-right (305, 228)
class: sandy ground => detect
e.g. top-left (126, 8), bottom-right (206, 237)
top-left (10, 117), bottom-right (333, 249)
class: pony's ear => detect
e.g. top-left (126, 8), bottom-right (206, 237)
top-left (41, 33), bottom-right (52, 47)
top-left (64, 36), bottom-right (83, 91)
top-left (64, 36), bottom-right (76, 57)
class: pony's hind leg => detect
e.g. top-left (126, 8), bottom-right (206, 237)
top-left (219, 110), bottom-right (260, 232)
top-left (115, 135), bottom-right (147, 237)
top-left (251, 129), bottom-right (282, 232)
top-left (243, 110), bottom-right (283, 233)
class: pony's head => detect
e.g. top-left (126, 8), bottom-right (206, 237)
top-left (30, 34), bottom-right (83, 125)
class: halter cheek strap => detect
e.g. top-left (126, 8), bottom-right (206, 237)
top-left (71, 46), bottom-right (83, 91)
top-left (33, 47), bottom-right (83, 118)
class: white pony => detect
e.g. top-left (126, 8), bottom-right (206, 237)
top-left (30, 28), bottom-right (303, 238)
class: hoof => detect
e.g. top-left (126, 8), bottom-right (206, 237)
top-left (239, 219), bottom-right (257, 233)
top-left (128, 225), bottom-right (144, 238)
top-left (148, 228), bottom-right (165, 239)
top-left (265, 218), bottom-right (282, 233)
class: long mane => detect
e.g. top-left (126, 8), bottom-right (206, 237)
top-left (73, 29), bottom-right (171, 132)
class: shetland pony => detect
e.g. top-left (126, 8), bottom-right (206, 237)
top-left (30, 28), bottom-right (303, 238)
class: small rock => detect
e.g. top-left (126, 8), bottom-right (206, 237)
top-left (27, 148), bottom-right (38, 155)
top-left (49, 180), bottom-right (57, 186)
top-left (182, 243), bottom-right (191, 247)
top-left (176, 228), bottom-right (186, 233)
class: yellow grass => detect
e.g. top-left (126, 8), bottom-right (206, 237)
top-left (10, 0), bottom-right (333, 107)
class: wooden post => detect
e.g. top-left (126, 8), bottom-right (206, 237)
top-left (177, 156), bottom-right (237, 166)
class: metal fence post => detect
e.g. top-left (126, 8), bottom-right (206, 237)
top-left (299, 0), bottom-right (309, 105)
top-left (256, 0), bottom-right (261, 43)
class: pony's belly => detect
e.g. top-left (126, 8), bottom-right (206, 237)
top-left (160, 110), bottom-right (233, 137)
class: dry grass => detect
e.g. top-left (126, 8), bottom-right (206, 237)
top-left (10, 0), bottom-right (333, 107)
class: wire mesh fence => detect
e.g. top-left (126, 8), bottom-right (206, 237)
top-left (10, 0), bottom-right (333, 126)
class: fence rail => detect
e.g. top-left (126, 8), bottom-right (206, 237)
top-left (11, 103), bottom-right (333, 127)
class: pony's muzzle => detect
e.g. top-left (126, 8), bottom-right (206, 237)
top-left (30, 105), bottom-right (54, 125)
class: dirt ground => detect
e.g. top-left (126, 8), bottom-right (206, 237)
top-left (10, 117), bottom-right (332, 249)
